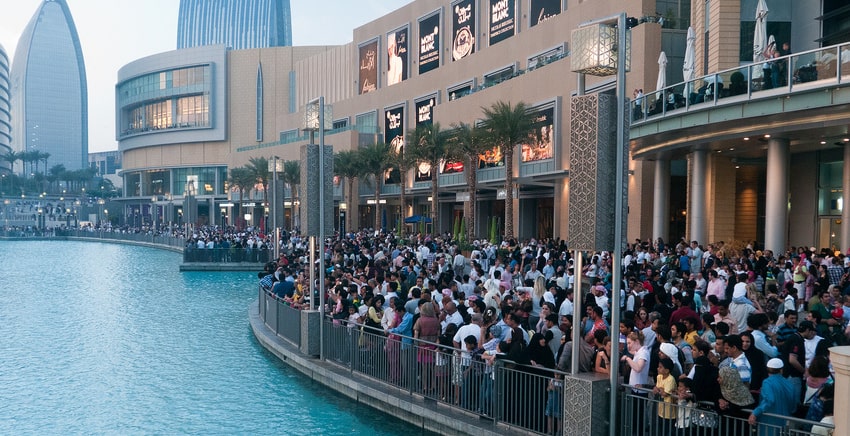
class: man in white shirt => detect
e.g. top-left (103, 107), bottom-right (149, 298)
top-left (558, 288), bottom-right (574, 318)
top-left (440, 301), bottom-right (465, 333)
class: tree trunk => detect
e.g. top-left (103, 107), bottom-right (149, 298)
top-left (347, 178), bottom-right (356, 233)
top-left (375, 181), bottom-right (381, 231)
top-left (399, 171), bottom-right (406, 232)
top-left (430, 176), bottom-right (438, 236)
top-left (465, 154), bottom-right (477, 242)
top-left (504, 145), bottom-right (514, 240)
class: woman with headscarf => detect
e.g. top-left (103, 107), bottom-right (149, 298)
top-left (716, 366), bottom-right (756, 436)
top-left (740, 331), bottom-right (767, 392)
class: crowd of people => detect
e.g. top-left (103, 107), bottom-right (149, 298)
top-left (254, 231), bottom-right (844, 434)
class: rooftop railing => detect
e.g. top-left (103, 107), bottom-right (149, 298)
top-left (631, 42), bottom-right (850, 124)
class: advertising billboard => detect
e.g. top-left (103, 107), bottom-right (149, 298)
top-left (386, 27), bottom-right (408, 86)
top-left (414, 97), bottom-right (437, 181)
top-left (521, 106), bottom-right (555, 162)
top-left (488, 0), bottom-right (515, 45)
top-left (529, 0), bottom-right (561, 27)
top-left (451, 0), bottom-right (476, 62)
top-left (384, 106), bottom-right (405, 184)
top-left (418, 13), bottom-right (441, 75)
top-left (359, 40), bottom-right (379, 94)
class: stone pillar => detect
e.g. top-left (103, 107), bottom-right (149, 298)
top-left (689, 150), bottom-right (707, 244)
top-left (653, 159), bottom-right (670, 242)
top-left (830, 346), bottom-right (850, 436)
top-left (842, 145), bottom-right (850, 252)
top-left (765, 137), bottom-right (790, 254)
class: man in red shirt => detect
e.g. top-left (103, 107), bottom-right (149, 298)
top-left (669, 292), bottom-right (702, 330)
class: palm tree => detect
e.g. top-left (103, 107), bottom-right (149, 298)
top-left (281, 160), bottom-right (301, 230)
top-left (386, 140), bottom-right (416, 225)
top-left (450, 122), bottom-right (490, 241)
top-left (480, 101), bottom-right (535, 240)
top-left (407, 123), bottom-right (450, 234)
top-left (2, 151), bottom-right (19, 174)
top-left (228, 166), bottom-right (257, 229)
top-left (246, 156), bottom-right (270, 214)
top-left (39, 152), bottom-right (51, 176)
top-left (49, 164), bottom-right (66, 193)
top-left (334, 149), bottom-right (363, 233)
top-left (357, 142), bottom-right (392, 230)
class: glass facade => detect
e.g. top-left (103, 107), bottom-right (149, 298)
top-left (177, 0), bottom-right (293, 49)
top-left (9, 0), bottom-right (88, 171)
top-left (0, 44), bottom-right (10, 170)
top-left (116, 65), bottom-right (212, 138)
top-left (124, 167), bottom-right (227, 198)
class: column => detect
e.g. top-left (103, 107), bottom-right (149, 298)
top-left (831, 346), bottom-right (850, 436)
top-left (764, 137), bottom-right (790, 254)
top-left (689, 150), bottom-right (707, 244)
top-left (653, 160), bottom-right (670, 242)
top-left (842, 145), bottom-right (850, 252)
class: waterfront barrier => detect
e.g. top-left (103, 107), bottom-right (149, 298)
top-left (255, 287), bottom-right (610, 436)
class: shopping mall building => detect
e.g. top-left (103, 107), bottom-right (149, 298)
top-left (116, 0), bottom-right (850, 253)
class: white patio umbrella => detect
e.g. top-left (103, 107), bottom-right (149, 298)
top-left (657, 51), bottom-right (668, 91)
top-left (683, 27), bottom-right (696, 94)
top-left (753, 0), bottom-right (769, 79)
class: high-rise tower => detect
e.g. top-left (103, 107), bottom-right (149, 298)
top-left (0, 44), bottom-right (11, 175)
top-left (10, 0), bottom-right (88, 172)
top-left (177, 0), bottom-right (293, 49)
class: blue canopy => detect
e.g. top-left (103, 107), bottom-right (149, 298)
top-left (404, 215), bottom-right (432, 224)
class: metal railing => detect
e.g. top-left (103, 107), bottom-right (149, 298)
top-left (632, 41), bottom-right (850, 123)
top-left (258, 287), bottom-right (302, 347)
top-left (620, 385), bottom-right (833, 436)
top-left (321, 318), bottom-right (566, 435)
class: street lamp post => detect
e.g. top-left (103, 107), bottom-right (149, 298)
top-left (571, 13), bottom-right (628, 436)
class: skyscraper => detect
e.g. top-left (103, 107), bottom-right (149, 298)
top-left (0, 44), bottom-right (11, 175)
top-left (177, 0), bottom-right (293, 50)
top-left (10, 0), bottom-right (88, 172)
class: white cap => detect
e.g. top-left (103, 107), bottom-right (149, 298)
top-left (660, 342), bottom-right (678, 360)
top-left (767, 358), bottom-right (784, 369)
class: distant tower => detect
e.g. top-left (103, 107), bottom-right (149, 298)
top-left (10, 0), bottom-right (88, 173)
top-left (177, 0), bottom-right (293, 49)
top-left (0, 44), bottom-right (11, 175)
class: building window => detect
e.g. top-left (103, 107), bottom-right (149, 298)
top-left (280, 129), bottom-right (299, 143)
top-left (483, 65), bottom-right (516, 87)
top-left (527, 44), bottom-right (567, 70)
top-left (355, 111), bottom-right (378, 134)
top-left (447, 81), bottom-right (474, 101)
top-left (256, 63), bottom-right (264, 142)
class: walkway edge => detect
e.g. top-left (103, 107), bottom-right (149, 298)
top-left (248, 300), bottom-right (507, 436)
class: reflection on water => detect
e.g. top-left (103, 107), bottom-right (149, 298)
top-left (0, 241), bottom-right (420, 435)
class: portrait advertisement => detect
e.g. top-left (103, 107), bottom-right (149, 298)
top-left (386, 27), bottom-right (408, 86)
top-left (414, 97), bottom-right (436, 181)
top-left (478, 147), bottom-right (504, 169)
top-left (529, 0), bottom-right (561, 27)
top-left (418, 13), bottom-right (441, 75)
top-left (452, 0), bottom-right (476, 62)
top-left (359, 39), bottom-right (379, 94)
top-left (384, 106), bottom-right (405, 184)
top-left (521, 106), bottom-right (555, 162)
top-left (488, 0), bottom-right (515, 46)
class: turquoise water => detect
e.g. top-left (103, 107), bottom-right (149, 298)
top-left (0, 241), bottom-right (420, 435)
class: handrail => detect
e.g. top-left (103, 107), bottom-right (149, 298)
top-left (632, 40), bottom-right (850, 124)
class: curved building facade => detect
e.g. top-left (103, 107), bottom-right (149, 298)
top-left (177, 0), bottom-right (293, 50)
top-left (0, 43), bottom-right (11, 175)
top-left (10, 0), bottom-right (88, 172)
top-left (120, 0), bottom-right (850, 252)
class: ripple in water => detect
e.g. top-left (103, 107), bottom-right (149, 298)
top-left (0, 241), bottom-right (424, 435)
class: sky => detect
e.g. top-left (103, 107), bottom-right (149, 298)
top-left (0, 0), bottom-right (412, 153)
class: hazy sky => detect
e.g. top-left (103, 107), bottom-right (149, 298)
top-left (0, 0), bottom-right (412, 153)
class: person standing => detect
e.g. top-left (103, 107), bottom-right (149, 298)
top-left (748, 358), bottom-right (797, 436)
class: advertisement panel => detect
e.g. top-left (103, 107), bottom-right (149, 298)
top-left (521, 106), bottom-right (555, 162)
top-left (386, 27), bottom-right (408, 86)
top-left (451, 0), bottom-right (476, 62)
top-left (414, 97), bottom-right (437, 181)
top-left (488, 0), bottom-right (515, 45)
top-left (529, 0), bottom-right (561, 27)
top-left (384, 106), bottom-right (405, 184)
top-left (359, 40), bottom-right (379, 94)
top-left (418, 13), bottom-right (441, 75)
